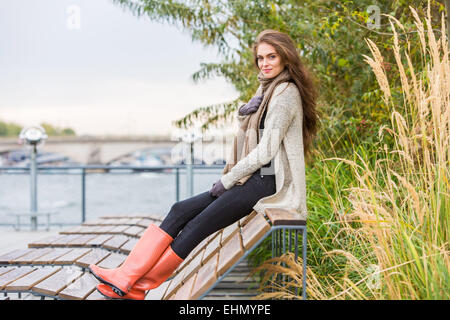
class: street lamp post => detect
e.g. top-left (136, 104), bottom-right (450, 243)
top-left (18, 125), bottom-right (48, 231)
top-left (181, 129), bottom-right (202, 198)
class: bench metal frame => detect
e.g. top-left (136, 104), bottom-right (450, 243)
top-left (12, 211), bottom-right (58, 231)
top-left (2, 289), bottom-right (59, 300)
top-left (199, 224), bottom-right (307, 300)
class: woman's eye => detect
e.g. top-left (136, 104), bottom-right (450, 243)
top-left (257, 55), bottom-right (276, 61)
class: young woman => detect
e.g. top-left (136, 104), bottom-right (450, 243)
top-left (89, 29), bottom-right (319, 300)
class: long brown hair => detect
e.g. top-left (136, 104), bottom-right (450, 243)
top-left (252, 29), bottom-right (320, 161)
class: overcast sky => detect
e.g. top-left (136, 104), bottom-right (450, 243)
top-left (0, 0), bottom-right (239, 137)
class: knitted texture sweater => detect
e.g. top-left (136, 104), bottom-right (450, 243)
top-left (220, 82), bottom-right (308, 220)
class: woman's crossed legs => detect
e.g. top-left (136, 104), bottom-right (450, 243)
top-left (159, 172), bottom-right (276, 259)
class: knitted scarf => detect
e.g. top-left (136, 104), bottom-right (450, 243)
top-left (222, 68), bottom-right (292, 185)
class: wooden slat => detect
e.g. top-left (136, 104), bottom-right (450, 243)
top-left (0, 266), bottom-right (36, 290)
top-left (127, 218), bottom-right (144, 225)
top-left (241, 213), bottom-right (271, 250)
top-left (0, 267), bottom-right (15, 276)
top-left (97, 218), bottom-right (124, 225)
top-left (136, 219), bottom-right (152, 228)
top-left (107, 225), bottom-right (130, 234)
top-left (114, 218), bottom-right (130, 225)
top-left (53, 248), bottom-right (91, 265)
top-left (184, 233), bottom-right (212, 265)
top-left (58, 272), bottom-right (99, 300)
top-left (110, 218), bottom-right (140, 226)
top-left (12, 248), bottom-right (54, 264)
top-left (51, 234), bottom-right (84, 246)
top-left (179, 249), bottom-right (204, 283)
top-left (119, 238), bottom-right (138, 254)
top-left (170, 273), bottom-right (197, 300)
top-left (85, 289), bottom-right (107, 300)
top-left (75, 248), bottom-right (111, 269)
top-left (202, 233), bottom-right (222, 265)
top-left (122, 226), bottom-right (144, 237)
top-left (59, 226), bottom-right (84, 234)
top-left (99, 213), bottom-right (162, 220)
top-left (106, 216), bottom-right (147, 223)
top-left (0, 249), bottom-right (34, 264)
top-left (164, 266), bottom-right (189, 300)
top-left (67, 234), bottom-right (98, 246)
top-left (33, 248), bottom-right (73, 265)
top-left (136, 229), bottom-right (145, 237)
top-left (265, 208), bottom-right (306, 226)
top-left (189, 253), bottom-right (218, 300)
top-left (81, 219), bottom-right (105, 226)
top-left (27, 234), bottom-right (63, 248)
top-left (177, 233), bottom-right (212, 274)
top-left (96, 252), bottom-right (125, 269)
top-left (146, 280), bottom-right (170, 300)
top-left (239, 210), bottom-right (257, 228)
top-left (217, 233), bottom-right (244, 277)
top-left (4, 267), bottom-right (61, 291)
top-left (32, 268), bottom-right (83, 296)
top-left (66, 226), bottom-right (97, 234)
top-left (221, 222), bottom-right (240, 244)
top-left (102, 235), bottom-right (130, 251)
top-left (85, 234), bottom-right (113, 247)
top-left (91, 225), bottom-right (116, 234)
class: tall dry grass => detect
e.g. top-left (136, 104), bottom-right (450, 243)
top-left (252, 3), bottom-right (449, 300)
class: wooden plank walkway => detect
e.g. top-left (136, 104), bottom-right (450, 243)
top-left (0, 209), bottom-right (305, 300)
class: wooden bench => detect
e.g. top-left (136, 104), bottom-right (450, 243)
top-left (0, 214), bottom-right (161, 300)
top-left (0, 209), bottom-right (307, 300)
top-left (155, 208), bottom-right (307, 300)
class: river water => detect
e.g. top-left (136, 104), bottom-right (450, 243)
top-left (0, 169), bottom-right (222, 227)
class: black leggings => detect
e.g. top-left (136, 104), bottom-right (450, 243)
top-left (159, 171), bottom-right (276, 259)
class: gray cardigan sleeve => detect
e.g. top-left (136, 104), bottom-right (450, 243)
top-left (220, 83), bottom-right (298, 190)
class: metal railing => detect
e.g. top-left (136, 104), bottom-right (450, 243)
top-left (0, 164), bottom-right (224, 227)
top-left (199, 225), bottom-right (307, 300)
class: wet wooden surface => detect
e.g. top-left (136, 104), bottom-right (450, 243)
top-left (0, 209), bottom-right (305, 300)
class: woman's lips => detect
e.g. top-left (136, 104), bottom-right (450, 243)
top-left (263, 69), bottom-right (271, 73)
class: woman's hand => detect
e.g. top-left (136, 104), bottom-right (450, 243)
top-left (239, 95), bottom-right (264, 115)
top-left (209, 180), bottom-right (227, 198)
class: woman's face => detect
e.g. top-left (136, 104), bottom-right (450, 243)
top-left (257, 42), bottom-right (285, 79)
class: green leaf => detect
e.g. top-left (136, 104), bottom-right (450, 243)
top-left (338, 58), bottom-right (349, 67)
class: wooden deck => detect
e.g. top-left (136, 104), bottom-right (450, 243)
top-left (0, 209), bottom-right (305, 300)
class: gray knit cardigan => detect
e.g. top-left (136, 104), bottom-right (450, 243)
top-left (220, 82), bottom-right (308, 219)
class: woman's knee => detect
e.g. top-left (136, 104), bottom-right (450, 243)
top-left (163, 201), bottom-right (188, 225)
top-left (165, 192), bottom-right (211, 223)
top-left (169, 201), bottom-right (183, 214)
top-left (171, 220), bottom-right (215, 258)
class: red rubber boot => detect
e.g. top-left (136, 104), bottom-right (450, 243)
top-left (89, 223), bottom-right (173, 297)
top-left (96, 245), bottom-right (184, 300)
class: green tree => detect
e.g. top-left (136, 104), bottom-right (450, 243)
top-left (111, 0), bottom-right (445, 156)
top-left (40, 122), bottom-right (76, 136)
top-left (40, 122), bottom-right (57, 136)
top-left (0, 119), bottom-right (76, 137)
top-left (61, 128), bottom-right (76, 136)
top-left (0, 121), bottom-right (7, 136)
top-left (0, 120), bottom-right (22, 137)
